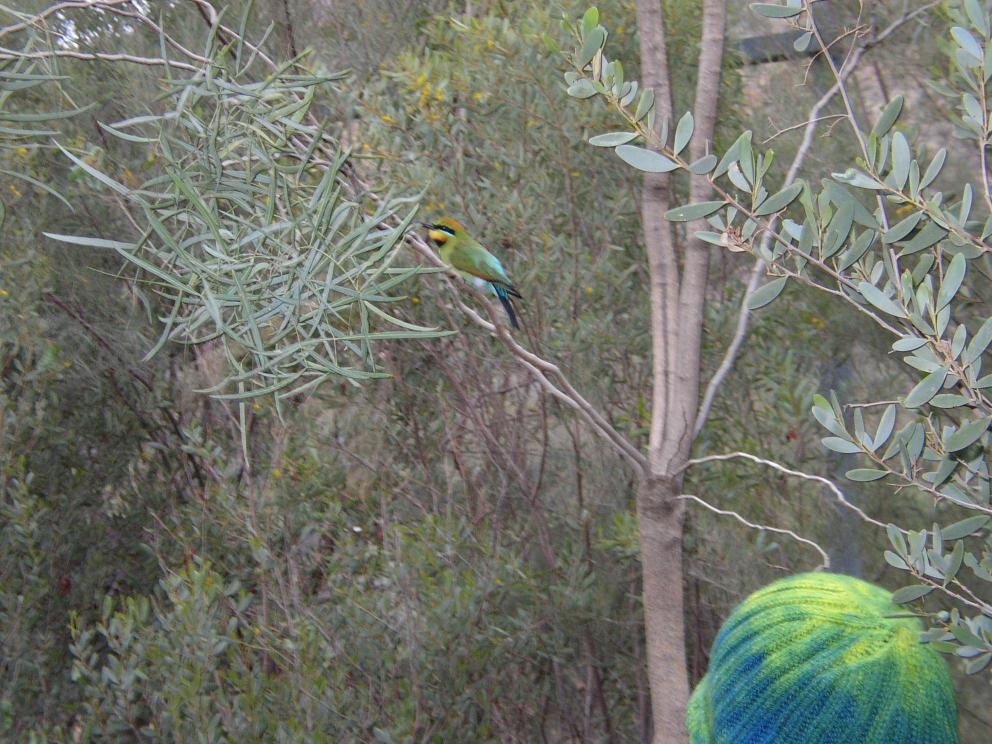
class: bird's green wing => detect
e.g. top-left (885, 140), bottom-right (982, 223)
top-left (450, 240), bottom-right (514, 287)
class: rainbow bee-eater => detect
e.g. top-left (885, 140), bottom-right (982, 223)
top-left (421, 217), bottom-right (523, 330)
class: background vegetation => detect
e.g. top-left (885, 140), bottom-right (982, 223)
top-left (2, 1), bottom-right (990, 742)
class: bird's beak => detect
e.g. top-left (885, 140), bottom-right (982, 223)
top-left (417, 221), bottom-right (433, 230)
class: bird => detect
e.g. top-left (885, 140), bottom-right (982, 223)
top-left (421, 217), bottom-right (523, 330)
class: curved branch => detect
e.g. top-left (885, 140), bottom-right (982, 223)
top-left (679, 493), bottom-right (830, 569)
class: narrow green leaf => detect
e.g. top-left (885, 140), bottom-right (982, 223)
top-left (673, 111), bottom-right (694, 155)
top-left (893, 336), bottom-right (927, 352)
top-left (821, 436), bottom-right (862, 454)
top-left (634, 89), bottom-right (655, 121)
top-left (589, 132), bottom-right (637, 147)
top-left (964, 316), bottom-right (992, 365)
top-left (936, 252), bottom-right (967, 310)
top-left (883, 211), bottom-right (923, 243)
top-left (576, 27), bottom-right (606, 68)
top-left (884, 550), bottom-right (908, 570)
top-left (688, 154), bottom-right (718, 175)
top-left (665, 200), bottom-right (726, 222)
top-left (615, 144), bottom-right (679, 172)
top-left (944, 416), bottom-right (991, 452)
top-left (940, 515), bottom-right (991, 540)
top-left (889, 132), bottom-right (911, 190)
top-left (891, 584), bottom-right (933, 603)
top-left (858, 281), bottom-right (906, 318)
top-left (903, 368), bottom-right (948, 408)
top-left (920, 149), bottom-right (947, 190)
top-left (873, 404), bottom-right (897, 449)
top-left (846, 468), bottom-right (888, 481)
top-left (582, 7), bottom-right (600, 34)
top-left (899, 221), bottom-right (947, 255)
top-left (872, 96), bottom-right (904, 137)
top-left (746, 277), bottom-right (788, 310)
top-left (952, 26), bottom-right (983, 59)
top-left (754, 181), bottom-right (803, 216)
top-left (567, 79), bottom-right (598, 99)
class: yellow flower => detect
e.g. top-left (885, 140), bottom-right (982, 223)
top-left (15, 146), bottom-right (28, 157)
top-left (272, 467), bottom-right (281, 479)
top-left (0, 289), bottom-right (8, 298)
top-left (585, 286), bottom-right (594, 295)
top-left (362, 143), bottom-right (371, 151)
top-left (411, 295), bottom-right (421, 305)
top-left (380, 114), bottom-right (395, 125)
top-left (570, 170), bottom-right (580, 177)
top-left (434, 87), bottom-right (445, 101)
top-left (527, 118), bottom-right (537, 127)
top-left (8, 184), bottom-right (21, 198)
top-left (486, 39), bottom-right (496, 49)
top-left (472, 91), bottom-right (483, 101)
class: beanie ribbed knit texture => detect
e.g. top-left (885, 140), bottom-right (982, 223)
top-left (686, 572), bottom-right (958, 744)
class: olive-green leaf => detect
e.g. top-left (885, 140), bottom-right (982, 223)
top-left (576, 27), bottom-right (606, 68)
top-left (846, 468), bottom-right (888, 481)
top-left (616, 144), bottom-right (679, 172)
top-left (821, 436), bottom-right (862, 454)
top-left (882, 211), bottom-right (922, 243)
top-left (964, 316), bottom-right (992, 365)
top-left (944, 416), bottom-right (991, 452)
top-left (567, 79), bottom-right (598, 99)
top-left (891, 584), bottom-right (933, 603)
top-left (892, 336), bottom-right (927, 352)
top-left (920, 148), bottom-right (946, 190)
top-left (889, 132), bottom-right (911, 190)
top-left (589, 132), bottom-right (637, 147)
top-left (871, 96), bottom-right (904, 137)
top-left (754, 181), bottom-right (803, 216)
top-left (966, 0), bottom-right (990, 36)
top-left (665, 200), bottom-right (725, 221)
top-left (634, 89), bottom-right (655, 121)
top-left (858, 281), bottom-right (906, 318)
top-left (582, 7), bottom-right (600, 34)
top-left (673, 111), bottom-right (694, 155)
top-left (940, 515), bottom-right (991, 540)
top-left (746, 277), bottom-right (788, 310)
top-left (936, 252), bottom-right (967, 310)
top-left (688, 154), bottom-right (718, 175)
top-left (952, 26), bottom-right (983, 60)
top-left (873, 404), bottom-right (897, 449)
top-left (903, 367), bottom-right (948, 408)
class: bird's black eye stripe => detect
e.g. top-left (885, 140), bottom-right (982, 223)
top-left (430, 224), bottom-right (457, 236)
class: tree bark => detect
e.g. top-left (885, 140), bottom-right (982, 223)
top-left (634, 1), bottom-right (727, 741)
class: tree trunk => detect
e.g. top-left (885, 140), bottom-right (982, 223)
top-left (637, 474), bottom-right (689, 742)
top-left (634, 1), bottom-right (727, 741)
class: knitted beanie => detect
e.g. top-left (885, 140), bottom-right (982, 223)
top-left (686, 572), bottom-right (958, 744)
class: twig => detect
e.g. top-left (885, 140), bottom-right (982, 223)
top-left (0, 47), bottom-right (199, 71)
top-left (686, 451), bottom-right (889, 529)
top-left (679, 493), bottom-right (830, 569)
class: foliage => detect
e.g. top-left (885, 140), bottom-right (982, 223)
top-left (565, 1), bottom-right (992, 678)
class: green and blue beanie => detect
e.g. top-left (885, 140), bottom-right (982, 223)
top-left (686, 572), bottom-right (958, 744)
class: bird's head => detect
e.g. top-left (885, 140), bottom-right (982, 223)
top-left (421, 216), bottom-right (465, 246)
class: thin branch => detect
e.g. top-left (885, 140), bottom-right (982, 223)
top-left (679, 493), bottom-right (830, 569)
top-left (694, 50), bottom-right (870, 437)
top-left (0, 46), bottom-right (199, 71)
top-left (0, 0), bottom-right (133, 40)
top-left (686, 451), bottom-right (889, 529)
top-left (405, 235), bottom-right (648, 472)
